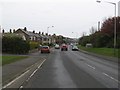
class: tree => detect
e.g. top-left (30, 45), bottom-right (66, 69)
top-left (79, 16), bottom-right (120, 48)
top-left (101, 17), bottom-right (120, 48)
top-left (79, 36), bottom-right (90, 46)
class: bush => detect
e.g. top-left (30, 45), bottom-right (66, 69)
top-left (2, 36), bottom-right (30, 54)
top-left (29, 41), bottom-right (39, 50)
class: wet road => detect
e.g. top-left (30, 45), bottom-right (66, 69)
top-left (23, 46), bottom-right (119, 88)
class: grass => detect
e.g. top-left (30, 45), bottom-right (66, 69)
top-left (1, 55), bottom-right (28, 65)
top-left (77, 45), bottom-right (119, 58)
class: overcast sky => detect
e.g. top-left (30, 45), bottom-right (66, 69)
top-left (0, 0), bottom-right (120, 38)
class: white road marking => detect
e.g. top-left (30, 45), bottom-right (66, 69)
top-left (102, 73), bottom-right (119, 83)
top-left (29, 59), bottom-right (46, 78)
top-left (26, 77), bottom-right (31, 82)
top-left (19, 59), bottom-right (46, 88)
top-left (3, 58), bottom-right (46, 89)
top-left (86, 63), bottom-right (96, 69)
top-left (2, 70), bottom-right (30, 88)
top-left (29, 69), bottom-right (38, 77)
top-left (19, 85), bottom-right (23, 88)
top-left (38, 59), bottom-right (46, 69)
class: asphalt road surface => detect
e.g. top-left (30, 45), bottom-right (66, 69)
top-left (19, 46), bottom-right (119, 88)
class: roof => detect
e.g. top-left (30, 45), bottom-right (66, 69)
top-left (16, 29), bottom-right (45, 38)
top-left (2, 33), bottom-right (24, 37)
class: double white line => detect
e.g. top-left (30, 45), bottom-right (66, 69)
top-left (2, 59), bottom-right (46, 89)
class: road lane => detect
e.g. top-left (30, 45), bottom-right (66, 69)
top-left (22, 47), bottom-right (119, 88)
top-left (70, 50), bottom-right (119, 82)
top-left (60, 51), bottom-right (106, 88)
top-left (63, 50), bottom-right (119, 88)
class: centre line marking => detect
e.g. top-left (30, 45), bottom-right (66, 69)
top-left (86, 64), bottom-right (95, 69)
top-left (102, 73), bottom-right (119, 83)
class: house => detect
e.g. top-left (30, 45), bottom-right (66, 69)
top-left (41, 33), bottom-right (49, 44)
top-left (15, 28), bottom-right (56, 45)
top-left (2, 27), bottom-right (58, 45)
top-left (15, 28), bottom-right (35, 41)
top-left (15, 28), bottom-right (43, 43)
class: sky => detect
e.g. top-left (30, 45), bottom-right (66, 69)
top-left (0, 0), bottom-right (120, 38)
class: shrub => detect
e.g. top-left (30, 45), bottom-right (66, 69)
top-left (29, 41), bottom-right (39, 50)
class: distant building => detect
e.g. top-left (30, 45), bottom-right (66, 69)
top-left (118, 1), bottom-right (120, 16)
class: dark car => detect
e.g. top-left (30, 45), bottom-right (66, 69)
top-left (72, 46), bottom-right (79, 51)
top-left (40, 46), bottom-right (50, 53)
top-left (61, 44), bottom-right (68, 51)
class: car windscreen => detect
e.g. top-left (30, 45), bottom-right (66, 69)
top-left (73, 46), bottom-right (77, 48)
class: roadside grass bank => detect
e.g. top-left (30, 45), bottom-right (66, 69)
top-left (1, 55), bottom-right (28, 65)
top-left (77, 45), bottom-right (119, 58)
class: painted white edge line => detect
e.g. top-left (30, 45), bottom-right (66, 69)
top-left (2, 70), bottom-right (30, 89)
top-left (19, 85), bottom-right (23, 89)
top-left (102, 72), bottom-right (120, 83)
top-left (29, 69), bottom-right (38, 78)
top-left (38, 59), bottom-right (46, 69)
top-left (20, 59), bottom-right (46, 88)
top-left (3, 58), bottom-right (46, 89)
top-left (29, 59), bottom-right (46, 78)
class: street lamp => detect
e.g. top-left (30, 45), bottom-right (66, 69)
top-left (47, 26), bottom-right (54, 34)
top-left (72, 32), bottom-right (79, 43)
top-left (96, 0), bottom-right (117, 56)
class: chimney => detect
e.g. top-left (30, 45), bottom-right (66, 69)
top-left (13, 29), bottom-right (15, 33)
top-left (42, 32), bottom-right (44, 35)
top-left (33, 30), bottom-right (35, 33)
top-left (10, 29), bottom-right (12, 33)
top-left (24, 27), bottom-right (27, 31)
top-left (46, 33), bottom-right (48, 36)
top-left (2, 29), bottom-right (4, 33)
top-left (39, 31), bottom-right (41, 34)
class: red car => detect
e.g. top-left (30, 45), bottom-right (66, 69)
top-left (61, 44), bottom-right (68, 51)
top-left (40, 46), bottom-right (50, 53)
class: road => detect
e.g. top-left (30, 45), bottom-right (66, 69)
top-left (17, 46), bottom-right (119, 88)
top-left (4, 46), bottom-right (119, 89)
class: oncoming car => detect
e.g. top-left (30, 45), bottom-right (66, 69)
top-left (40, 46), bottom-right (50, 53)
top-left (55, 44), bottom-right (60, 49)
top-left (72, 45), bottom-right (79, 51)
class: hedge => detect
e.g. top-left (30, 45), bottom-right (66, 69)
top-left (2, 36), bottom-right (30, 54)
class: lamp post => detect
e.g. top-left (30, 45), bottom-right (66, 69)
top-left (72, 32), bottom-right (78, 43)
top-left (96, 0), bottom-right (116, 56)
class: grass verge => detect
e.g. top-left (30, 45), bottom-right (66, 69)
top-left (2, 55), bottom-right (28, 65)
top-left (77, 45), bottom-right (119, 58)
